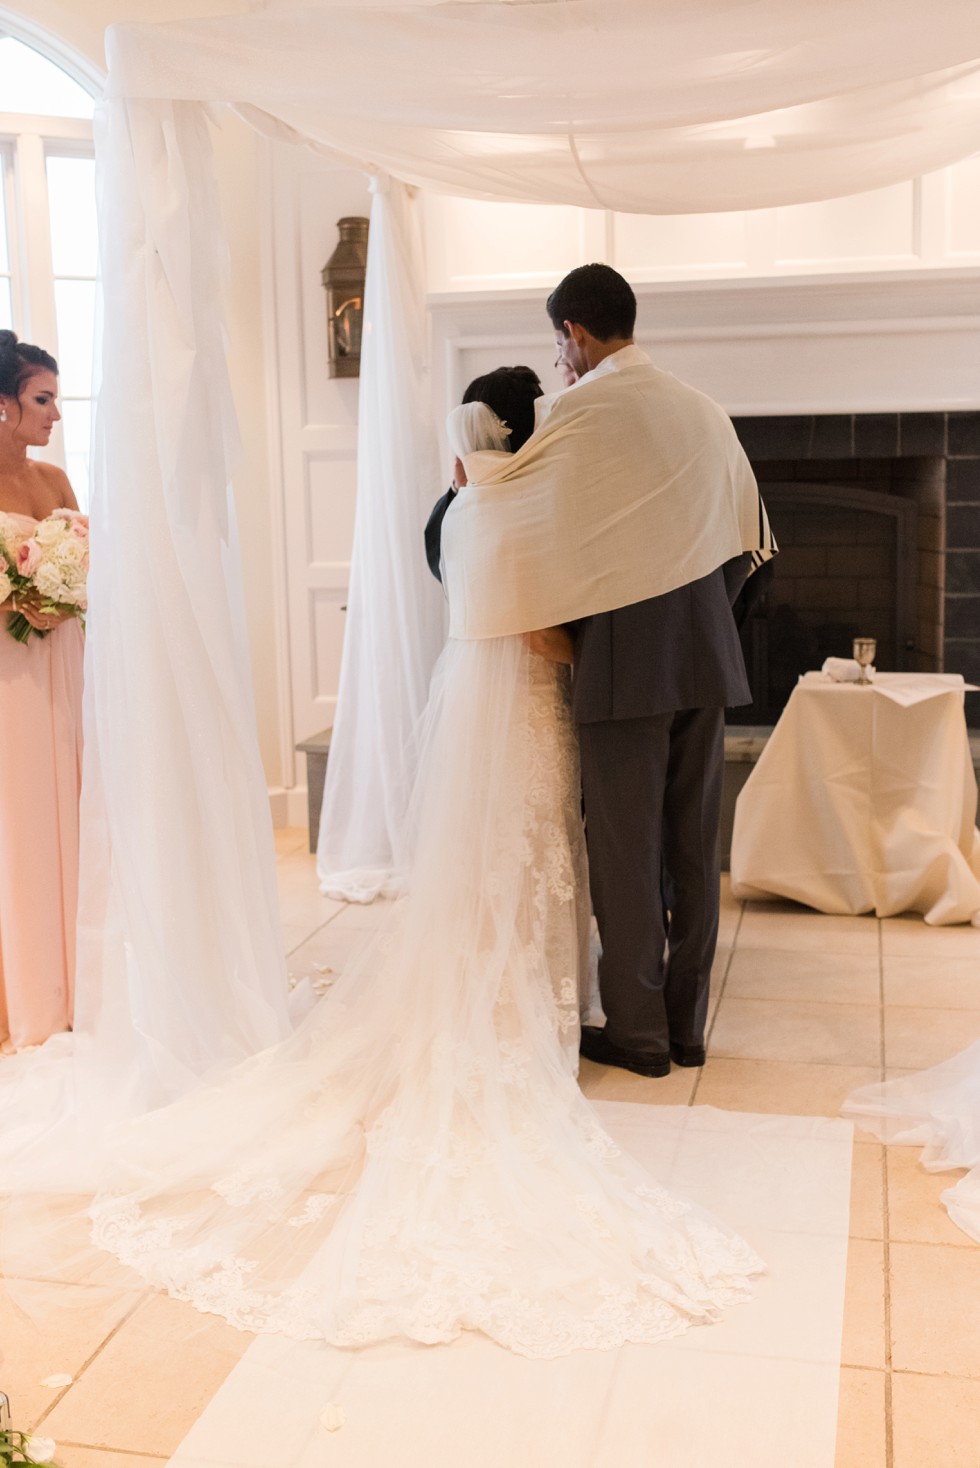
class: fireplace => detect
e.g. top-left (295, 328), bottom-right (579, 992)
top-left (728, 411), bottom-right (980, 726)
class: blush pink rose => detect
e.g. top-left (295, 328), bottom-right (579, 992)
top-left (17, 538), bottom-right (41, 576)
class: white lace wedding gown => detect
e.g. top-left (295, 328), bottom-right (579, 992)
top-left (89, 634), bottom-right (762, 1357)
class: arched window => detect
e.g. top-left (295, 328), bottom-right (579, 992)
top-left (0, 29), bottom-right (97, 506)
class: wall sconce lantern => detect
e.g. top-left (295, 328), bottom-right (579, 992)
top-left (321, 216), bottom-right (369, 378)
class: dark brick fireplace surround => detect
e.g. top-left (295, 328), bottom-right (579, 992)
top-left (729, 409), bottom-right (980, 726)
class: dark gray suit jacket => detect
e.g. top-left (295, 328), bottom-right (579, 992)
top-left (570, 561), bottom-right (752, 724)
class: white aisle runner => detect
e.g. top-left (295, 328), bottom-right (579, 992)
top-left (166, 1105), bottom-right (852, 1468)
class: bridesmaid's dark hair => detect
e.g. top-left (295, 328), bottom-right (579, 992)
top-left (462, 365), bottom-right (543, 453)
top-left (0, 329), bottom-right (59, 399)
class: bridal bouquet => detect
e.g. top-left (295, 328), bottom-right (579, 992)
top-left (0, 509), bottom-right (89, 644)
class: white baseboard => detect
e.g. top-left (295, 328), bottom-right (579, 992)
top-left (268, 785), bottom-right (310, 831)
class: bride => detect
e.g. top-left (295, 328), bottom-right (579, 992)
top-left (79, 373), bottom-right (763, 1359)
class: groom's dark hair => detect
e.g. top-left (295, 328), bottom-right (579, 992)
top-left (462, 365), bottom-right (543, 453)
top-left (546, 264), bottom-right (636, 342)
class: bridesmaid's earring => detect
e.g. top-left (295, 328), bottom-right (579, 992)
top-left (0, 409), bottom-right (6, 422)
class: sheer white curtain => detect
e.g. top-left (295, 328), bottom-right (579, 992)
top-left (316, 177), bottom-right (445, 902)
top-left (83, 97), bottom-right (293, 1097)
top-left (0, 96), bottom-right (295, 1184)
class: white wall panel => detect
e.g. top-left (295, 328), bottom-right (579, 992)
top-left (946, 154), bottom-right (980, 258)
top-left (772, 182), bottom-right (918, 267)
top-left (424, 160), bottom-right (980, 292)
top-left (268, 139), bottom-right (371, 805)
top-left (310, 589), bottom-right (349, 703)
top-left (307, 451), bottom-right (357, 569)
top-left (612, 210), bottom-right (748, 274)
top-left (424, 193), bottom-right (605, 292)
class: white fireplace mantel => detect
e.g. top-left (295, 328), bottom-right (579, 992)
top-left (429, 268), bottom-right (980, 420)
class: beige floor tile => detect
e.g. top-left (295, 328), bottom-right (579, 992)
top-left (0, 1279), bottom-right (142, 1433)
top-left (286, 919), bottom-right (374, 987)
top-left (56, 1448), bottom-right (167, 1467)
top-left (39, 1293), bottom-right (252, 1457)
top-left (726, 947), bottom-right (880, 1005)
top-left (891, 1371), bottom-right (980, 1468)
top-left (834, 1366), bottom-right (887, 1468)
top-left (880, 916), bottom-right (980, 958)
top-left (849, 1142), bottom-right (885, 1241)
top-left (327, 897), bottom-right (396, 931)
top-left (716, 907), bottom-right (742, 945)
top-left (273, 826), bottom-right (308, 857)
top-left (884, 1006), bottom-right (980, 1070)
top-left (709, 997), bottom-right (881, 1066)
top-left (693, 1057), bottom-right (881, 1121)
top-left (886, 1147), bottom-right (975, 1248)
top-left (711, 945), bottom-right (732, 982)
top-left (578, 1057), bottom-right (698, 1105)
top-left (890, 1241), bottom-right (980, 1375)
top-left (841, 1238), bottom-right (886, 1369)
top-left (279, 894), bottom-right (349, 955)
top-left (883, 954), bottom-right (980, 1010)
top-left (737, 907), bottom-right (879, 955)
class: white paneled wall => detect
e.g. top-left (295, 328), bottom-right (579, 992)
top-left (424, 159), bottom-right (980, 293)
top-left (266, 140), bottom-right (370, 820)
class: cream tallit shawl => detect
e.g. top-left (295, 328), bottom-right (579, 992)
top-left (442, 349), bottom-right (775, 640)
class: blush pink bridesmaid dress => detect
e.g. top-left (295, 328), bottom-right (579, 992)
top-left (0, 511), bottom-right (84, 1051)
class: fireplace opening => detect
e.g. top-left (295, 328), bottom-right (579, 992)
top-left (730, 455), bottom-right (944, 725)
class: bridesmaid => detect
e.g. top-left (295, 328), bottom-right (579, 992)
top-left (0, 330), bottom-right (84, 1051)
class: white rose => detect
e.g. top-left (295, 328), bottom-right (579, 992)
top-left (0, 569), bottom-right (11, 603)
top-left (32, 563), bottom-right (66, 601)
top-left (25, 1437), bottom-right (58, 1463)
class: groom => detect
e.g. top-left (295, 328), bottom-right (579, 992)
top-left (545, 264), bottom-right (756, 1078)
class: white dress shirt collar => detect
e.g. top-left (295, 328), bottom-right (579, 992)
top-left (577, 343), bottom-right (651, 384)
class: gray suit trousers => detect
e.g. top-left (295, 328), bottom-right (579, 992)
top-left (578, 707), bottom-right (724, 1058)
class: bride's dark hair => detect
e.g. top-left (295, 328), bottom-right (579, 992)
top-left (462, 365), bottom-right (542, 453)
top-left (0, 329), bottom-right (58, 399)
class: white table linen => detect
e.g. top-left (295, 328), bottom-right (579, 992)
top-left (731, 673), bottom-right (980, 925)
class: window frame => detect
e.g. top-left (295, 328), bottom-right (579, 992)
top-left (0, 110), bottom-right (94, 477)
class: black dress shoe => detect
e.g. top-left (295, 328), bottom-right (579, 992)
top-left (669, 1042), bottom-right (706, 1068)
top-left (579, 1026), bottom-right (670, 1078)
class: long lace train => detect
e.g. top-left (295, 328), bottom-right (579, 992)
top-left (87, 637), bottom-right (762, 1357)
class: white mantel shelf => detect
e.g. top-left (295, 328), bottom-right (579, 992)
top-left (429, 269), bottom-right (980, 418)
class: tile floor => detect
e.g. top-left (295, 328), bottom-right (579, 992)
top-left (3, 827), bottom-right (979, 1468)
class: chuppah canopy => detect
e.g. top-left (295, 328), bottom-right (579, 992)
top-left (106, 0), bottom-right (980, 211)
top-left (30, 0), bottom-right (980, 1134)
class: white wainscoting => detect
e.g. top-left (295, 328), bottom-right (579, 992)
top-left (423, 156), bottom-right (980, 294)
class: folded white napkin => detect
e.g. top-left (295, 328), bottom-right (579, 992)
top-left (822, 656), bottom-right (875, 682)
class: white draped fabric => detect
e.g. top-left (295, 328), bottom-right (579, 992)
top-left (731, 674), bottom-right (980, 926)
top-left (4, 1), bottom-right (980, 1131)
top-left (84, 99), bottom-right (293, 1089)
top-left (105, 2), bottom-right (980, 211)
top-left (315, 179), bottom-right (445, 902)
top-left (443, 352), bottom-right (774, 641)
top-left (845, 1050), bottom-right (980, 1244)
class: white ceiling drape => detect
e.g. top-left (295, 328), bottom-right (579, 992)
top-left (106, 0), bottom-right (980, 211)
